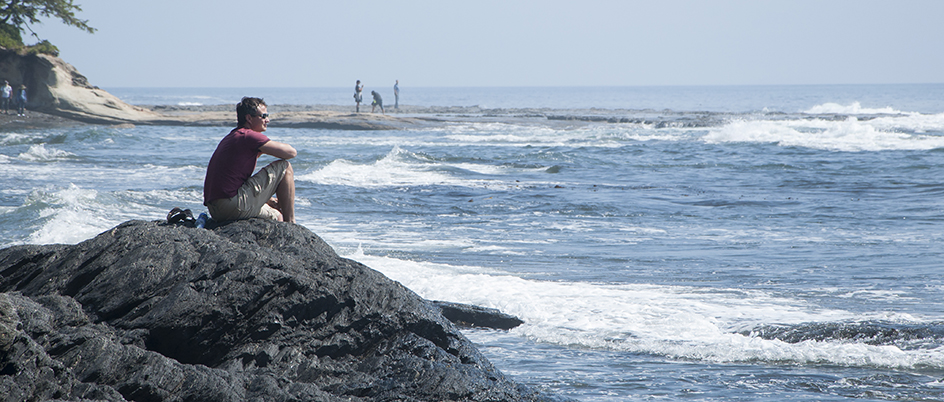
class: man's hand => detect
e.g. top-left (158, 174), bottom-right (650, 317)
top-left (267, 197), bottom-right (280, 211)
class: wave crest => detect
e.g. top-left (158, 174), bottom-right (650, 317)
top-left (703, 117), bottom-right (944, 152)
top-left (804, 101), bottom-right (908, 115)
top-left (17, 144), bottom-right (75, 162)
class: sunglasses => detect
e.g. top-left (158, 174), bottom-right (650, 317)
top-left (253, 113), bottom-right (269, 119)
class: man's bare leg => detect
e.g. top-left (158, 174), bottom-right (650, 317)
top-left (276, 162), bottom-right (295, 223)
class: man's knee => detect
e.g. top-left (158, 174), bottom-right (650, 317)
top-left (282, 160), bottom-right (293, 180)
top-left (275, 160), bottom-right (294, 192)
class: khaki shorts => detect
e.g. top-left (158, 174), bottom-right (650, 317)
top-left (208, 159), bottom-right (289, 221)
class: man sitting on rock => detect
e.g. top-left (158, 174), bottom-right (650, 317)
top-left (204, 97), bottom-right (297, 223)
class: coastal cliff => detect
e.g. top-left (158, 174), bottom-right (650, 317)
top-left (0, 219), bottom-right (556, 401)
top-left (0, 47), bottom-right (159, 124)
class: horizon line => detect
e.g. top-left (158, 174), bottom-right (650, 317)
top-left (98, 83), bottom-right (944, 89)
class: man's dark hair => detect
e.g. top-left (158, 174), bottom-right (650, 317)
top-left (236, 97), bottom-right (267, 126)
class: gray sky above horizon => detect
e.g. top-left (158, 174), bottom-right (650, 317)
top-left (34, 0), bottom-right (944, 88)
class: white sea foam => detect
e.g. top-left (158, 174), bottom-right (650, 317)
top-left (837, 289), bottom-right (917, 302)
top-left (123, 188), bottom-right (204, 210)
top-left (316, 221), bottom-right (477, 255)
top-left (444, 133), bottom-right (560, 146)
top-left (450, 163), bottom-right (507, 175)
top-left (703, 117), bottom-right (944, 152)
top-left (295, 145), bottom-right (527, 189)
top-left (297, 146), bottom-right (457, 187)
top-left (15, 184), bottom-right (171, 246)
top-left (17, 144), bottom-right (74, 162)
top-left (803, 102), bottom-right (908, 115)
top-left (25, 185), bottom-right (122, 244)
top-left (0, 133), bottom-right (34, 145)
top-left (437, 122), bottom-right (656, 148)
top-left (346, 251), bottom-right (944, 370)
top-left (868, 112), bottom-right (944, 133)
top-left (619, 226), bottom-right (669, 235)
top-left (466, 244), bottom-right (528, 255)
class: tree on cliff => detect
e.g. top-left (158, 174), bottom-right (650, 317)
top-left (0, 0), bottom-right (94, 51)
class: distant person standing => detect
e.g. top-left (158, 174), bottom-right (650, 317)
top-left (394, 80), bottom-right (399, 110)
top-left (371, 90), bottom-right (384, 114)
top-left (15, 85), bottom-right (26, 117)
top-left (1, 80), bottom-right (11, 114)
top-left (354, 80), bottom-right (364, 112)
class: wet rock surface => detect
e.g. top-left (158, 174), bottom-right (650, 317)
top-left (432, 301), bottom-right (524, 330)
top-left (0, 219), bottom-right (559, 401)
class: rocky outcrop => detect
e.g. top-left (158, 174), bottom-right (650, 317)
top-left (0, 219), bottom-right (557, 402)
top-left (433, 301), bottom-right (524, 330)
top-left (0, 47), bottom-right (158, 124)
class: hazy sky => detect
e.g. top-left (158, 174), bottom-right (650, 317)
top-left (33, 0), bottom-right (944, 88)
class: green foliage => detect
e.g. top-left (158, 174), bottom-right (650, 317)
top-left (0, 0), bottom-right (95, 45)
top-left (25, 38), bottom-right (56, 55)
top-left (1, 20), bottom-right (58, 55)
top-left (0, 21), bottom-right (22, 48)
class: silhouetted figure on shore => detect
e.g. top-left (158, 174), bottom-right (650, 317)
top-left (1, 80), bottom-right (11, 114)
top-left (354, 80), bottom-right (363, 112)
top-left (15, 85), bottom-right (26, 117)
top-left (371, 90), bottom-right (384, 114)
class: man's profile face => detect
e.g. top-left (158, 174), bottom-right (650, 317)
top-left (247, 105), bottom-right (269, 132)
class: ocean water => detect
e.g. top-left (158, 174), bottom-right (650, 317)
top-left (3, 85), bottom-right (944, 401)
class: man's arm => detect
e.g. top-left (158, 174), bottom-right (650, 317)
top-left (259, 140), bottom-right (297, 160)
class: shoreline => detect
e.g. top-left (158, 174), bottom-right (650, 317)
top-left (144, 104), bottom-right (445, 130)
top-left (2, 103), bottom-right (642, 130)
top-left (0, 110), bottom-right (91, 129)
top-left (0, 103), bottom-right (880, 131)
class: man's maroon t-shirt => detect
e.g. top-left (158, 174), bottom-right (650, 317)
top-left (204, 127), bottom-right (270, 205)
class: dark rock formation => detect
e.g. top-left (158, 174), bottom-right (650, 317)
top-left (432, 301), bottom-right (524, 330)
top-left (0, 219), bottom-right (559, 402)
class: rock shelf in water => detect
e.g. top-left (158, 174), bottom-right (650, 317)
top-left (0, 219), bottom-right (558, 401)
